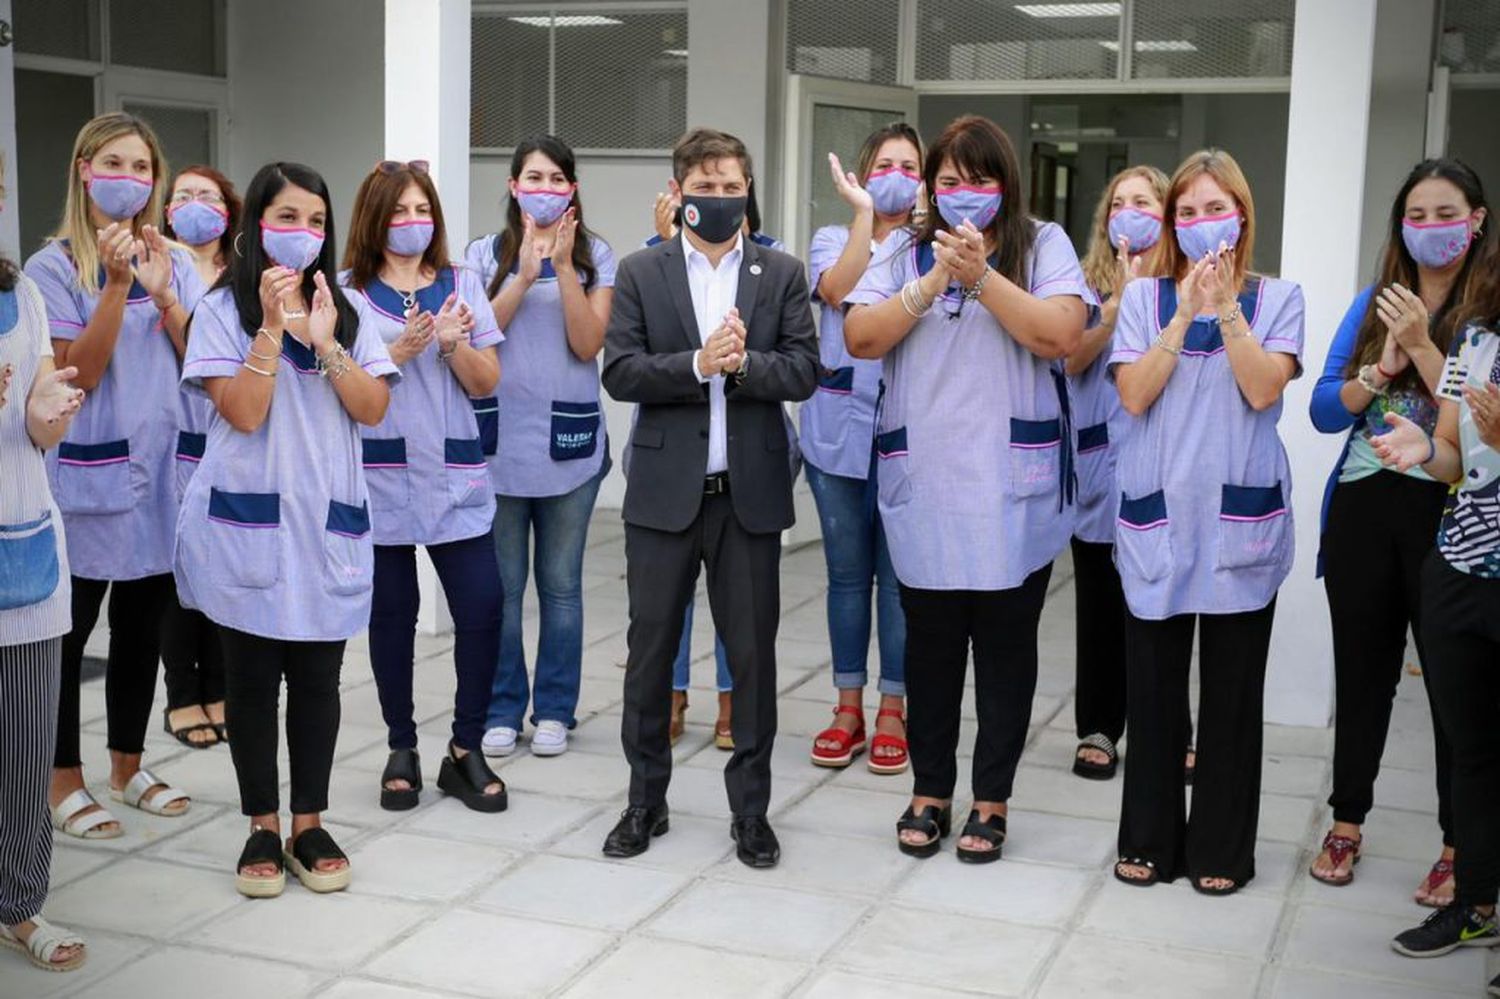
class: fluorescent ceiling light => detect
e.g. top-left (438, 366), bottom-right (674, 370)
top-left (1100, 39), bottom-right (1198, 52)
top-left (1015, 3), bottom-right (1121, 17)
top-left (663, 49), bottom-right (688, 57)
top-left (507, 15), bottom-right (623, 27)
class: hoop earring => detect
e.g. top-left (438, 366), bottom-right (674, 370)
top-left (233, 231), bottom-right (244, 258)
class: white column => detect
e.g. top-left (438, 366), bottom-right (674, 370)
top-left (1268, 0), bottom-right (1379, 725)
top-left (0, 0), bottom-right (19, 254)
top-left (384, 0), bottom-right (474, 636)
top-left (687, 0), bottom-right (774, 216)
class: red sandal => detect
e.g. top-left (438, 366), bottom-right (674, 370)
top-left (811, 705), bottom-right (866, 768)
top-left (1415, 858), bottom-right (1456, 908)
top-left (867, 708), bottom-right (909, 775)
top-left (1308, 830), bottom-right (1361, 887)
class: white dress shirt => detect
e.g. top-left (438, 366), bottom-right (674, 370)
top-left (685, 232), bottom-right (743, 475)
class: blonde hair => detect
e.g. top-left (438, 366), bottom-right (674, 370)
top-left (52, 112), bottom-right (169, 295)
top-left (1080, 165), bottom-right (1169, 297)
top-left (1149, 148), bottom-right (1256, 292)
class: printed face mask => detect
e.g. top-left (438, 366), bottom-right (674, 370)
top-left (1107, 207), bottom-right (1163, 254)
top-left (168, 200), bottom-right (228, 246)
top-left (260, 222), bottom-right (325, 271)
top-left (386, 218), bottom-right (435, 257)
top-left (514, 186), bottom-right (574, 227)
top-left (87, 172), bottom-right (154, 221)
top-left (866, 168), bottom-right (921, 217)
top-left (681, 195), bottom-right (748, 244)
top-left (1174, 211), bottom-right (1241, 261)
top-left (1402, 217), bottom-right (1473, 269)
top-left (935, 185), bottom-right (1002, 231)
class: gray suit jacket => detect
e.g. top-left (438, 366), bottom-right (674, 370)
top-left (602, 235), bottom-right (819, 535)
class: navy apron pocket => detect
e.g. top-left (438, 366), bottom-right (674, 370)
top-left (206, 488), bottom-right (281, 589)
top-left (444, 437), bottom-right (490, 509)
top-left (55, 439), bottom-right (137, 515)
top-left (1217, 482), bottom-right (1289, 570)
top-left (1074, 421), bottom-right (1111, 503)
top-left (470, 396), bottom-right (499, 456)
top-left (0, 512), bottom-right (61, 610)
top-left (323, 500), bottom-right (373, 597)
top-left (361, 437), bottom-right (411, 513)
top-left (174, 431), bottom-right (207, 503)
top-left (1116, 489), bottom-right (1173, 583)
top-left (874, 427), bottom-right (913, 509)
top-left (1009, 418), bottom-right (1061, 498)
top-left (550, 401), bottom-right (600, 461)
top-left (812, 367), bottom-right (855, 450)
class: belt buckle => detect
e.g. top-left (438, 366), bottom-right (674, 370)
top-left (704, 474), bottom-right (727, 495)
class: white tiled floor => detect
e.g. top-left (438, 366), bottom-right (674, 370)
top-left (3, 515), bottom-right (1495, 998)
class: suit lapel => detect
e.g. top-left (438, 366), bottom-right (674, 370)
top-left (657, 238), bottom-right (704, 351)
top-left (734, 238), bottom-right (761, 335)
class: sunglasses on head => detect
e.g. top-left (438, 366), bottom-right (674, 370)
top-left (376, 159), bottom-right (430, 175)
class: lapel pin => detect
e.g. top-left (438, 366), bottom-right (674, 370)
top-left (749, 263), bottom-right (762, 276)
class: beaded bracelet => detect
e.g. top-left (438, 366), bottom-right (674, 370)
top-left (317, 344), bottom-right (352, 381)
top-left (963, 268), bottom-right (991, 303)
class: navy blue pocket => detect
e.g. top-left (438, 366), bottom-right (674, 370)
top-left (324, 500), bottom-right (372, 596)
top-left (361, 438), bottom-right (408, 468)
top-left (1217, 482), bottom-right (1289, 570)
top-left (55, 439), bottom-right (135, 515)
top-left (1116, 489), bottom-right (1172, 583)
top-left (470, 396), bottom-right (499, 456)
top-left (1009, 418), bottom-right (1062, 498)
top-left (208, 488), bottom-right (280, 527)
top-left (874, 427), bottom-right (913, 508)
top-left (325, 499), bottom-right (371, 538)
top-left (206, 489), bottom-right (281, 589)
top-left (550, 401), bottom-right (600, 462)
top-left (1077, 422), bottom-right (1109, 455)
top-left (817, 366), bottom-right (855, 394)
top-left (175, 431), bottom-right (207, 462)
top-left (444, 438), bottom-right (489, 508)
top-left (0, 512), bottom-right (61, 610)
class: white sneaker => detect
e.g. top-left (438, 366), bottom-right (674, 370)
top-left (531, 720), bottom-right (569, 757)
top-left (482, 726), bottom-right (518, 758)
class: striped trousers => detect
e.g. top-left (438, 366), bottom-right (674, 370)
top-left (0, 638), bottom-right (60, 926)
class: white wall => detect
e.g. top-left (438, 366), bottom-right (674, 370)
top-left (0, 0), bottom-right (18, 255)
top-left (226, 0), bottom-right (383, 244)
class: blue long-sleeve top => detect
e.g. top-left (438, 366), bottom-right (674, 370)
top-left (1308, 287), bottom-right (1374, 576)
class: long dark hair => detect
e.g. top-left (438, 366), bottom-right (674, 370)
top-left (343, 163), bottom-right (452, 289)
top-left (1451, 231), bottom-right (1500, 336)
top-left (214, 162), bottom-right (360, 350)
top-left (918, 115), bottom-right (1033, 287)
top-left (486, 135), bottom-right (598, 297)
top-left (1343, 158), bottom-right (1492, 390)
top-left (0, 254), bottom-right (15, 292)
top-left (163, 164), bottom-right (242, 267)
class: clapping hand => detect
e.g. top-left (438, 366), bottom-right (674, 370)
top-left (828, 152), bottom-right (874, 215)
top-left (697, 308), bottom-right (746, 377)
top-left (389, 304), bottom-right (436, 366)
top-left (933, 220), bottom-right (987, 289)
top-left (1464, 381), bottom-right (1500, 450)
top-left (552, 209), bottom-right (578, 274)
top-left (434, 292), bottom-right (470, 354)
top-left (0, 363), bottom-right (11, 409)
top-left (97, 223), bottom-right (136, 287)
top-left (1376, 284), bottom-right (1431, 353)
top-left (134, 225), bottom-right (176, 306)
top-left (28, 365), bottom-right (84, 425)
top-left (1100, 235), bottom-right (1142, 327)
top-left (518, 214), bottom-right (545, 284)
top-left (653, 191), bottom-right (679, 242)
top-left (1371, 412), bottom-right (1435, 471)
top-left (307, 272), bottom-right (339, 355)
top-left (258, 265), bottom-right (300, 332)
top-left (1173, 253), bottom-right (1216, 324)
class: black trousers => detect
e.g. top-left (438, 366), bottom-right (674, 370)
top-left (901, 563), bottom-right (1052, 802)
top-left (0, 638), bottom-right (60, 926)
top-left (1071, 538), bottom-right (1193, 749)
top-left (1420, 553), bottom-right (1500, 908)
top-left (219, 627), bottom-right (344, 816)
top-left (55, 573), bottom-right (174, 767)
top-left (1119, 600), bottom-right (1276, 885)
top-left (161, 591), bottom-right (225, 712)
top-left (621, 491), bottom-right (781, 817)
top-left (1322, 471), bottom-right (1452, 840)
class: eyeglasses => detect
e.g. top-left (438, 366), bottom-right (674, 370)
top-left (376, 160), bottom-right (430, 176)
top-left (169, 190), bottom-right (225, 206)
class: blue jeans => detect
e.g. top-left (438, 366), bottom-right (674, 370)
top-left (672, 600), bottom-right (732, 692)
top-left (805, 462), bottom-right (906, 695)
top-left (487, 468), bottom-right (604, 730)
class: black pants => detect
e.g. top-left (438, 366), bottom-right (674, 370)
top-left (1420, 553), bottom-right (1500, 908)
top-left (1322, 471), bottom-right (1452, 840)
top-left (219, 627), bottom-right (344, 816)
top-left (161, 591), bottom-right (225, 712)
top-left (1071, 538), bottom-right (1194, 749)
top-left (1119, 600), bottom-right (1276, 885)
top-left (55, 573), bottom-right (173, 767)
top-left (901, 564), bottom-right (1052, 802)
top-left (369, 534), bottom-right (502, 752)
top-left (0, 639), bottom-right (60, 926)
top-left (621, 491), bottom-right (781, 817)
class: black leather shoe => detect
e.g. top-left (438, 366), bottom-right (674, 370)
top-left (730, 816), bottom-right (780, 868)
top-left (602, 804), bottom-right (670, 858)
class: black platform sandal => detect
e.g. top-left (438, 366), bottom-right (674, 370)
top-left (896, 803), bottom-right (951, 858)
top-left (1073, 733), bottom-right (1118, 780)
top-left (284, 827), bottom-right (350, 893)
top-left (235, 827), bottom-right (285, 898)
top-left (437, 744), bottom-right (508, 813)
top-left (955, 810), bottom-right (1006, 864)
top-left (1114, 856), bottom-right (1159, 887)
top-left (1192, 874), bottom-right (1241, 897)
top-left (163, 706), bottom-right (219, 750)
top-left (380, 749), bottom-right (422, 811)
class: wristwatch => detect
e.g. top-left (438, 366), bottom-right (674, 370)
top-left (732, 351), bottom-right (751, 381)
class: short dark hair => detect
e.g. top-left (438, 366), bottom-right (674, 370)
top-left (672, 127), bottom-right (748, 184)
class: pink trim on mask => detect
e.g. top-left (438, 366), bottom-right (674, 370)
top-left (513, 185), bottom-right (576, 196)
top-left (259, 222), bottom-right (325, 237)
top-left (866, 167), bottom-right (921, 182)
top-left (170, 201), bottom-right (228, 219)
top-left (387, 219), bottom-right (433, 228)
top-left (937, 184), bottom-right (1004, 196)
top-left (89, 173), bottom-right (152, 187)
top-left (1109, 207), bottom-right (1163, 221)
top-left (1175, 211), bottom-right (1239, 228)
top-left (1402, 216), bottom-right (1473, 230)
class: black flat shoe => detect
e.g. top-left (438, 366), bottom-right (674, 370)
top-left (284, 827), bottom-right (350, 893)
top-left (436, 746), bottom-right (507, 813)
top-left (896, 804), bottom-right (952, 859)
top-left (1114, 856), bottom-right (1159, 887)
top-left (955, 810), bottom-right (1006, 864)
top-left (602, 804), bottom-right (670, 858)
top-left (1192, 875), bottom-right (1242, 897)
top-left (163, 706), bottom-right (219, 750)
top-left (234, 827), bottom-right (285, 898)
top-left (1072, 733), bottom-right (1118, 780)
top-left (380, 749), bottom-right (422, 811)
top-left (730, 816), bottom-right (780, 868)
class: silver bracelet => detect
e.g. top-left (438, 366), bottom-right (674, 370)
top-left (1153, 334), bottom-right (1182, 356)
top-left (317, 343), bottom-right (352, 381)
top-left (963, 268), bottom-right (991, 302)
top-left (900, 280), bottom-right (932, 319)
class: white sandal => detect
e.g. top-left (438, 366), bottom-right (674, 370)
top-left (50, 788), bottom-right (122, 840)
top-left (0, 917), bottom-right (87, 972)
top-left (109, 768), bottom-right (190, 816)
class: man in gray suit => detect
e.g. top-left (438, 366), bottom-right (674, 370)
top-left (600, 127), bottom-right (818, 868)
